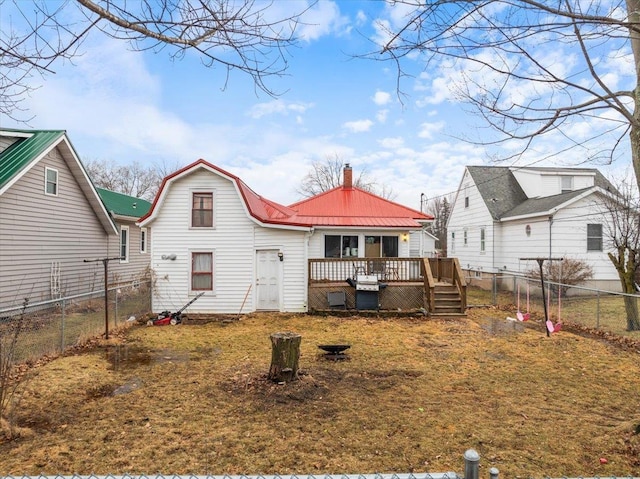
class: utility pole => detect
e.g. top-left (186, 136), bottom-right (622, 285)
top-left (83, 256), bottom-right (123, 340)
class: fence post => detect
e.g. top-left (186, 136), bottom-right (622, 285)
top-left (464, 449), bottom-right (480, 479)
top-left (60, 298), bottom-right (66, 353)
top-left (492, 275), bottom-right (497, 306)
top-left (115, 288), bottom-right (119, 328)
top-left (489, 467), bottom-right (499, 479)
top-left (596, 289), bottom-right (600, 329)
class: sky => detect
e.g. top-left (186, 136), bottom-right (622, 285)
top-left (0, 0), bottom-right (633, 210)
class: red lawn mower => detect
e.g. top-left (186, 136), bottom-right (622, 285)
top-left (148, 292), bottom-right (205, 326)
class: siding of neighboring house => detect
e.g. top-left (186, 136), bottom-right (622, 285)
top-left (107, 220), bottom-right (151, 284)
top-left (0, 146), bottom-right (111, 310)
top-left (0, 137), bottom-right (17, 151)
top-left (448, 171), bottom-right (495, 274)
top-left (149, 168), bottom-right (308, 314)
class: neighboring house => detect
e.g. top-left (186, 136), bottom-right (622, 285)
top-left (138, 160), bottom-right (432, 314)
top-left (0, 129), bottom-right (118, 311)
top-left (96, 188), bottom-right (152, 285)
top-left (448, 165), bottom-right (620, 291)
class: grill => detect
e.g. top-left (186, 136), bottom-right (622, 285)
top-left (347, 275), bottom-right (386, 310)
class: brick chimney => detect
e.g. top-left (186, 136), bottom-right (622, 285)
top-left (343, 163), bottom-right (353, 189)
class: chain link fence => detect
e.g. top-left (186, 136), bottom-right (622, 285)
top-left (0, 280), bottom-right (152, 365)
top-left (466, 273), bottom-right (640, 337)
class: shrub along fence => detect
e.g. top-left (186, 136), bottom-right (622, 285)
top-left (467, 273), bottom-right (640, 337)
top-left (0, 280), bottom-right (151, 365)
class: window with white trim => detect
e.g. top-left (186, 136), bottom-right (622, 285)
top-left (450, 231), bottom-right (455, 253)
top-left (120, 226), bottom-right (129, 263)
top-left (140, 227), bottom-right (148, 253)
top-left (587, 224), bottom-right (603, 251)
top-left (561, 176), bottom-right (573, 193)
top-left (45, 167), bottom-right (58, 196)
top-left (480, 228), bottom-right (486, 252)
top-left (192, 192), bottom-right (213, 227)
top-left (192, 252), bottom-right (213, 291)
top-left (463, 229), bottom-right (468, 246)
top-left (325, 235), bottom-right (359, 258)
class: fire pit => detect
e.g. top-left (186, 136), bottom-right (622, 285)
top-left (318, 344), bottom-right (351, 360)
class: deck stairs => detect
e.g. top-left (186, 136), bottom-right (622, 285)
top-left (431, 282), bottom-right (466, 317)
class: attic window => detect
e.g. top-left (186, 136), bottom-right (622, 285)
top-left (192, 192), bottom-right (213, 227)
top-left (45, 167), bottom-right (58, 196)
top-left (464, 195), bottom-right (469, 208)
top-left (561, 176), bottom-right (573, 193)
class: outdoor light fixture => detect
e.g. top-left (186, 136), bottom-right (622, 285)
top-left (278, 252), bottom-right (284, 261)
top-left (401, 233), bottom-right (409, 242)
top-left (161, 254), bottom-right (177, 261)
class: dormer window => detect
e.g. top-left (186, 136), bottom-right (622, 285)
top-left (561, 176), bottom-right (573, 193)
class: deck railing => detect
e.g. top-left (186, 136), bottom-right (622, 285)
top-left (308, 257), bottom-right (424, 283)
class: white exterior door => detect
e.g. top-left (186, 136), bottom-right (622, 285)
top-left (256, 249), bottom-right (280, 310)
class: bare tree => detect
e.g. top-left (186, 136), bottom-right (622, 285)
top-left (424, 195), bottom-right (452, 255)
top-left (296, 154), bottom-right (396, 199)
top-left (85, 158), bottom-right (167, 201)
top-left (372, 1), bottom-right (640, 196)
top-left (600, 178), bottom-right (640, 330)
top-left (1, 0), bottom-right (309, 120)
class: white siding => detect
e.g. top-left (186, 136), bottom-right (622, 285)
top-left (0, 147), bottom-right (112, 310)
top-left (495, 198), bottom-right (617, 284)
top-left (108, 220), bottom-right (151, 285)
top-left (148, 168), bottom-right (307, 314)
top-left (447, 170), bottom-right (495, 273)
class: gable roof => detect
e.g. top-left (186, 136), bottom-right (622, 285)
top-left (139, 159), bottom-right (432, 230)
top-left (97, 188), bottom-right (152, 220)
top-left (289, 185), bottom-right (432, 228)
top-left (466, 165), bottom-right (616, 221)
top-left (0, 128), bottom-right (117, 235)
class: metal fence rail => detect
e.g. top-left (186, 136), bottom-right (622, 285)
top-left (0, 280), bottom-right (151, 365)
top-left (467, 273), bottom-right (640, 338)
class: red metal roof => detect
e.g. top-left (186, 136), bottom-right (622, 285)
top-left (140, 160), bottom-right (433, 229)
top-left (288, 186), bottom-right (432, 228)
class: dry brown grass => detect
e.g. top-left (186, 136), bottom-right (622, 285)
top-left (1, 310), bottom-right (639, 478)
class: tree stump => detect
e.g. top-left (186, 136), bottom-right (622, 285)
top-left (268, 331), bottom-right (301, 383)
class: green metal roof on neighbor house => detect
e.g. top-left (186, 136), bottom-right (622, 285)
top-left (97, 188), bottom-right (152, 219)
top-left (0, 129), bottom-right (66, 191)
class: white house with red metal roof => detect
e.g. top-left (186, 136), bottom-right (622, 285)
top-left (139, 161), bottom-right (433, 314)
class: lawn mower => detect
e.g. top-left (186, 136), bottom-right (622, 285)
top-left (148, 292), bottom-right (205, 326)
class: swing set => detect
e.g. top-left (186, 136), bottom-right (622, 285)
top-left (517, 257), bottom-right (564, 337)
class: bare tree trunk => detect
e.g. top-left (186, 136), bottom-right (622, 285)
top-left (627, 0), bottom-right (640, 194)
top-left (624, 295), bottom-right (640, 331)
top-left (268, 332), bottom-right (301, 383)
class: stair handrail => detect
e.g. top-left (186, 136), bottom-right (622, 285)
top-left (421, 257), bottom-right (435, 313)
top-left (452, 257), bottom-right (467, 311)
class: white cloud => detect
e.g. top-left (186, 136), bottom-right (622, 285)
top-left (343, 119), bottom-right (374, 133)
top-left (376, 109), bottom-right (389, 123)
top-left (247, 100), bottom-right (314, 119)
top-left (378, 137), bottom-right (404, 148)
top-left (418, 121), bottom-right (445, 139)
top-left (372, 90), bottom-right (391, 105)
top-left (298, 1), bottom-right (351, 41)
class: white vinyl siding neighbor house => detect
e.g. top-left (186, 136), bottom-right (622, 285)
top-left (448, 166), bottom-right (620, 291)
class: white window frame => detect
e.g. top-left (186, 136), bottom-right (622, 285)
top-left (463, 229), bottom-right (468, 247)
top-left (140, 227), bottom-right (148, 254)
top-left (480, 228), bottom-right (486, 253)
top-left (191, 251), bottom-right (214, 292)
top-left (561, 176), bottom-right (573, 194)
top-left (44, 167), bottom-right (58, 196)
top-left (190, 190), bottom-right (215, 229)
top-left (120, 225), bottom-right (130, 263)
top-left (587, 223), bottom-right (603, 252)
top-left (450, 231), bottom-right (456, 254)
